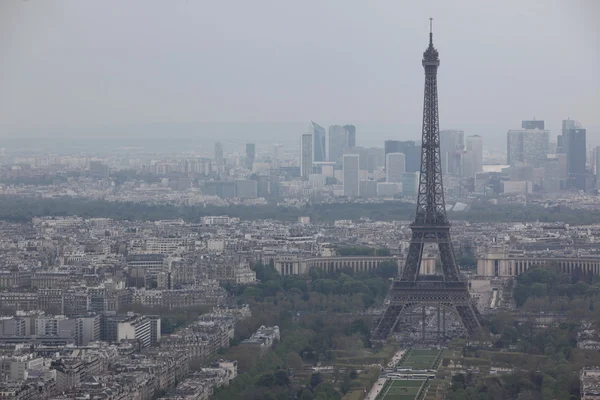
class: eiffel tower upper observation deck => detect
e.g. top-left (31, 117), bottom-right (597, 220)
top-left (371, 20), bottom-right (483, 343)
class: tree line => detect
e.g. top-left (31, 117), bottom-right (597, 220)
top-left (0, 195), bottom-right (599, 224)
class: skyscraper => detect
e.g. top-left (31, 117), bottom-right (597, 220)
top-left (507, 124), bottom-right (549, 167)
top-left (385, 153), bottom-right (405, 183)
top-left (522, 130), bottom-right (549, 167)
top-left (343, 154), bottom-right (360, 197)
top-left (308, 121), bottom-right (326, 162)
top-left (384, 140), bottom-right (402, 157)
top-left (343, 125), bottom-right (356, 148)
top-left (522, 120), bottom-right (545, 130)
top-left (272, 144), bottom-right (283, 161)
top-left (466, 135), bottom-right (483, 174)
top-left (245, 143), bottom-right (255, 170)
top-left (214, 142), bottom-right (223, 165)
top-left (439, 130), bottom-right (464, 175)
top-left (328, 125), bottom-right (345, 165)
top-left (300, 134), bottom-right (313, 180)
top-left (595, 146), bottom-right (600, 186)
top-left (561, 119), bottom-right (587, 190)
top-left (384, 140), bottom-right (420, 172)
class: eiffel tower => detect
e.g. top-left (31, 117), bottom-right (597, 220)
top-left (371, 20), bottom-right (483, 343)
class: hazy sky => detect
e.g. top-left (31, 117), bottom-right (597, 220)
top-left (1, 0), bottom-right (598, 147)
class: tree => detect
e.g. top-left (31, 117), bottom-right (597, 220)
top-left (274, 370), bottom-right (290, 386)
top-left (310, 373), bottom-right (324, 388)
top-left (243, 287), bottom-right (264, 302)
top-left (314, 383), bottom-right (341, 400)
top-left (373, 261), bottom-right (398, 278)
top-left (256, 372), bottom-right (276, 387)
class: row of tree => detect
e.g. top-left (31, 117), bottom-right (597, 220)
top-left (1, 195), bottom-right (599, 224)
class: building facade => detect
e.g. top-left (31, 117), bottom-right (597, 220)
top-left (343, 154), bottom-right (360, 197)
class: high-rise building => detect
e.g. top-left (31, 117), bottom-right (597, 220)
top-left (561, 119), bottom-right (587, 190)
top-left (308, 121), bottom-right (326, 162)
top-left (385, 153), bottom-right (406, 183)
top-left (466, 135), bottom-right (483, 174)
top-left (440, 130), bottom-right (464, 175)
top-left (507, 125), bottom-right (549, 167)
top-left (359, 180), bottom-right (378, 198)
top-left (461, 150), bottom-right (476, 179)
top-left (343, 125), bottom-right (356, 148)
top-left (384, 140), bottom-right (402, 156)
top-left (595, 146), bottom-right (600, 187)
top-left (328, 125), bottom-right (345, 165)
top-left (343, 154), bottom-right (360, 197)
top-left (300, 134), bottom-right (313, 180)
top-left (401, 172), bottom-right (419, 196)
top-left (272, 144), bottom-right (283, 161)
top-left (522, 130), bottom-right (550, 167)
top-left (384, 140), bottom-right (421, 172)
top-left (215, 142), bottom-right (224, 165)
top-left (345, 146), bottom-right (369, 171)
top-left (522, 120), bottom-right (545, 130)
top-left (543, 155), bottom-right (563, 193)
top-left (245, 143), bottom-right (256, 170)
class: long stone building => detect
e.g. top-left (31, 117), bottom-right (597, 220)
top-left (477, 248), bottom-right (600, 277)
top-left (275, 256), bottom-right (401, 276)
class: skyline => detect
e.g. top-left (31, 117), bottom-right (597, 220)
top-left (1, 0), bottom-right (599, 147)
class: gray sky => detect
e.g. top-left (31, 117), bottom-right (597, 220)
top-left (1, 0), bottom-right (598, 148)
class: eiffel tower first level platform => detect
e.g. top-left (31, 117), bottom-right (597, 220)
top-left (371, 280), bottom-right (483, 342)
top-left (371, 20), bottom-right (483, 343)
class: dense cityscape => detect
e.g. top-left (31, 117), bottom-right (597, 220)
top-left (2, 2), bottom-right (600, 400)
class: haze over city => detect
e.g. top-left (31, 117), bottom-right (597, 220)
top-left (1, 0), bottom-right (599, 151)
top-left (2, 2), bottom-right (600, 400)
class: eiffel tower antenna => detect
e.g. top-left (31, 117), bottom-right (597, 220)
top-left (429, 17), bottom-right (433, 43)
top-left (371, 22), bottom-right (483, 343)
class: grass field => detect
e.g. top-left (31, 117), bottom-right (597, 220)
top-left (379, 380), bottom-right (424, 400)
top-left (397, 349), bottom-right (443, 370)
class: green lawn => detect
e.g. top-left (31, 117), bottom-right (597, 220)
top-left (397, 349), bottom-right (443, 370)
top-left (379, 380), bottom-right (424, 400)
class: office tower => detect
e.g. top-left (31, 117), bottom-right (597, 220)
top-left (360, 180), bottom-right (378, 198)
top-left (507, 126), bottom-right (549, 167)
top-left (343, 125), bottom-right (356, 148)
top-left (596, 146), bottom-right (600, 187)
top-left (384, 140), bottom-right (420, 172)
top-left (245, 143), bottom-right (255, 170)
top-left (400, 172), bottom-right (419, 196)
top-left (328, 125), bottom-right (345, 165)
top-left (384, 140), bottom-right (402, 157)
top-left (522, 130), bottom-right (549, 167)
top-left (440, 130), bottom-right (464, 175)
top-left (544, 155), bottom-right (562, 193)
top-left (522, 120), bottom-right (545, 130)
top-left (385, 153), bottom-right (406, 183)
top-left (461, 150), bottom-right (476, 179)
top-left (562, 119), bottom-right (587, 190)
top-left (272, 144), bottom-right (283, 160)
top-left (308, 121), bottom-right (326, 162)
top-left (466, 135), bottom-right (483, 174)
top-left (343, 154), bottom-right (360, 197)
top-left (507, 131), bottom-right (522, 166)
top-left (214, 142), bottom-right (223, 165)
top-left (300, 133), bottom-right (313, 180)
top-left (345, 146), bottom-right (369, 171)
